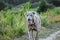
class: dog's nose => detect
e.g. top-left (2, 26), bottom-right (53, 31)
top-left (28, 19), bottom-right (30, 21)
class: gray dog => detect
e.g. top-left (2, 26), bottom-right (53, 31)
top-left (24, 11), bottom-right (41, 40)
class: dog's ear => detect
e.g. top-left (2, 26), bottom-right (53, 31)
top-left (32, 11), bottom-right (38, 15)
top-left (32, 12), bottom-right (35, 14)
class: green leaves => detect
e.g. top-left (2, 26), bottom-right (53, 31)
top-left (0, 2), bottom-right (31, 40)
top-left (23, 2), bottom-right (31, 12)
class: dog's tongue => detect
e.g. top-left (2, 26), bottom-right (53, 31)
top-left (29, 21), bottom-right (32, 24)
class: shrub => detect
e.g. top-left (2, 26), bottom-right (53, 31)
top-left (41, 16), bottom-right (53, 27)
top-left (47, 0), bottom-right (60, 7)
top-left (23, 2), bottom-right (31, 11)
top-left (52, 7), bottom-right (60, 14)
top-left (0, 2), bottom-right (31, 40)
top-left (0, 2), bottom-right (6, 10)
top-left (37, 0), bottom-right (55, 13)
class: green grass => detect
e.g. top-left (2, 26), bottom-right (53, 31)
top-left (0, 2), bottom-right (31, 40)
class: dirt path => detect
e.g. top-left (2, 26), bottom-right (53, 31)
top-left (14, 22), bottom-right (60, 40)
top-left (39, 30), bottom-right (60, 40)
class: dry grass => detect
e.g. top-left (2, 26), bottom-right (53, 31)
top-left (48, 15), bottom-right (60, 22)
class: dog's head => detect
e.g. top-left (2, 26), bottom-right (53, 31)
top-left (24, 11), bottom-right (36, 25)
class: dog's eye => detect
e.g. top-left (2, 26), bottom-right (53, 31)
top-left (32, 12), bottom-right (35, 14)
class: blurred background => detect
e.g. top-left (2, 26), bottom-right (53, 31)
top-left (0, 0), bottom-right (60, 40)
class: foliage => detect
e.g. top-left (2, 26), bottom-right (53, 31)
top-left (47, 0), bottom-right (60, 7)
top-left (0, 2), bottom-right (6, 10)
top-left (40, 7), bottom-right (60, 27)
top-left (37, 0), bottom-right (55, 13)
top-left (0, 2), bottom-right (31, 40)
top-left (52, 7), bottom-right (60, 14)
top-left (0, 0), bottom-right (40, 6)
top-left (41, 16), bottom-right (52, 27)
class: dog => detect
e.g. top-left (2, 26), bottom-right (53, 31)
top-left (24, 11), bottom-right (41, 40)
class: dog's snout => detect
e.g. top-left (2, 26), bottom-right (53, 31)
top-left (28, 19), bottom-right (30, 21)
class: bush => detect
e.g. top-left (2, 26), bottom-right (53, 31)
top-left (52, 7), bottom-right (60, 14)
top-left (47, 0), bottom-right (60, 7)
top-left (0, 2), bottom-right (31, 40)
top-left (37, 0), bottom-right (55, 13)
top-left (0, 2), bottom-right (6, 10)
top-left (41, 17), bottom-right (52, 27)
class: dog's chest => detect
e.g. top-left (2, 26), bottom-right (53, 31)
top-left (28, 23), bottom-right (37, 31)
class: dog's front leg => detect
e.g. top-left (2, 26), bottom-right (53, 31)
top-left (35, 31), bottom-right (39, 40)
top-left (28, 30), bottom-right (33, 40)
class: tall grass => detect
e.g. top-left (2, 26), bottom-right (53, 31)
top-left (0, 2), bottom-right (31, 40)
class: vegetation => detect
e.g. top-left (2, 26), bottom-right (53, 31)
top-left (37, 0), bottom-right (55, 13)
top-left (0, 2), bottom-right (31, 40)
top-left (0, 0), bottom-right (60, 40)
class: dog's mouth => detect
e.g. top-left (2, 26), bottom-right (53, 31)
top-left (28, 20), bottom-right (33, 25)
top-left (28, 19), bottom-right (34, 25)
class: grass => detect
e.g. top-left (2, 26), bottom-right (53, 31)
top-left (0, 2), bottom-right (31, 40)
